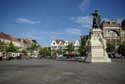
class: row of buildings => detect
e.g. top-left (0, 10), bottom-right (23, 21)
top-left (50, 40), bottom-right (80, 56)
top-left (51, 40), bottom-right (80, 50)
top-left (0, 32), bottom-right (39, 49)
top-left (0, 32), bottom-right (80, 57)
top-left (0, 32), bottom-right (40, 57)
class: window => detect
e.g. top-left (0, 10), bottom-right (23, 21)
top-left (53, 42), bottom-right (55, 45)
top-left (52, 46), bottom-right (57, 48)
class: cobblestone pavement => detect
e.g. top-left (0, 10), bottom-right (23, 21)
top-left (0, 59), bottom-right (125, 84)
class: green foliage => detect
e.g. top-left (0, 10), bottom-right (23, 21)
top-left (6, 41), bottom-right (18, 52)
top-left (0, 40), bottom-right (5, 46)
top-left (56, 49), bottom-right (63, 55)
top-left (79, 36), bottom-right (88, 56)
top-left (79, 46), bottom-right (86, 56)
top-left (118, 42), bottom-right (125, 56)
top-left (51, 50), bottom-right (57, 56)
top-left (0, 40), bottom-right (6, 52)
top-left (21, 49), bottom-right (28, 56)
top-left (106, 43), bottom-right (115, 52)
top-left (64, 43), bottom-right (74, 54)
top-left (39, 47), bottom-right (51, 56)
top-left (27, 43), bottom-right (40, 52)
top-left (27, 43), bottom-right (40, 56)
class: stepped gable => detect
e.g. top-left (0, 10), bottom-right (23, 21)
top-left (55, 39), bottom-right (65, 44)
top-left (23, 39), bottom-right (32, 44)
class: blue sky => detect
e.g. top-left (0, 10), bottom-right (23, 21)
top-left (0, 0), bottom-right (125, 46)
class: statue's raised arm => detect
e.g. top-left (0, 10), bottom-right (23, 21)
top-left (91, 10), bottom-right (101, 28)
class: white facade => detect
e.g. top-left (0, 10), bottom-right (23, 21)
top-left (0, 38), bottom-right (10, 44)
top-left (0, 36), bottom-right (38, 50)
top-left (50, 40), bottom-right (80, 50)
top-left (0, 38), bottom-right (25, 48)
top-left (51, 40), bottom-right (64, 50)
top-left (74, 40), bottom-right (80, 50)
top-left (13, 41), bottom-right (24, 48)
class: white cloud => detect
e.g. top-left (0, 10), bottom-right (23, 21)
top-left (71, 16), bottom-right (92, 28)
top-left (22, 30), bottom-right (64, 41)
top-left (71, 16), bottom-right (123, 30)
top-left (16, 18), bottom-right (40, 24)
top-left (66, 28), bottom-right (81, 35)
top-left (70, 17), bottom-right (75, 21)
top-left (79, 0), bottom-right (91, 12)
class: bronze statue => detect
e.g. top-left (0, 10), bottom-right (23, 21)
top-left (92, 10), bottom-right (101, 28)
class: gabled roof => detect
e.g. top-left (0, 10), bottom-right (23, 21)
top-left (55, 40), bottom-right (65, 44)
top-left (0, 32), bottom-right (19, 42)
top-left (23, 39), bottom-right (32, 44)
top-left (74, 40), bottom-right (80, 46)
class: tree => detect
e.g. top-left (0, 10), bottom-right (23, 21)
top-left (39, 47), bottom-right (51, 57)
top-left (51, 50), bottom-right (57, 56)
top-left (27, 43), bottom-right (40, 56)
top-left (21, 49), bottom-right (28, 56)
top-left (64, 43), bottom-right (74, 55)
top-left (6, 41), bottom-right (18, 52)
top-left (117, 42), bottom-right (125, 57)
top-left (79, 36), bottom-right (88, 56)
top-left (0, 40), bottom-right (6, 52)
top-left (106, 43), bottom-right (115, 53)
top-left (56, 49), bottom-right (63, 55)
top-left (79, 46), bottom-right (86, 56)
top-left (0, 40), bottom-right (5, 46)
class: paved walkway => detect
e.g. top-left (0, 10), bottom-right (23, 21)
top-left (0, 59), bottom-right (125, 84)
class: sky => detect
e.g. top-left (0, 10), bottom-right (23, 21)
top-left (0, 0), bottom-right (125, 46)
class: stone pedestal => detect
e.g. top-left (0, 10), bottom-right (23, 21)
top-left (86, 28), bottom-right (111, 63)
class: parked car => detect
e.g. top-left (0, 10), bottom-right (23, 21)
top-left (3, 55), bottom-right (12, 60)
top-left (16, 54), bottom-right (22, 59)
top-left (108, 52), bottom-right (123, 59)
top-left (108, 52), bottom-right (116, 58)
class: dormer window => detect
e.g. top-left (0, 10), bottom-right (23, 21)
top-left (53, 42), bottom-right (55, 45)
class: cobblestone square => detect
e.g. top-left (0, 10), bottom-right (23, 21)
top-left (0, 59), bottom-right (125, 84)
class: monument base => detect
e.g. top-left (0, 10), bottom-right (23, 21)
top-left (86, 55), bottom-right (111, 63)
top-left (86, 28), bottom-right (111, 63)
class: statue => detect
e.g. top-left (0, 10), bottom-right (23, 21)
top-left (92, 10), bottom-right (101, 28)
top-left (86, 10), bottom-right (111, 63)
